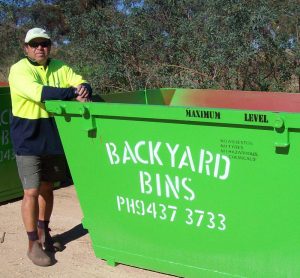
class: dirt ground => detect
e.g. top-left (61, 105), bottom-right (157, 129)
top-left (0, 185), bottom-right (175, 278)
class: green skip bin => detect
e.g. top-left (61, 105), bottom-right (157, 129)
top-left (0, 86), bottom-right (22, 202)
top-left (46, 88), bottom-right (300, 278)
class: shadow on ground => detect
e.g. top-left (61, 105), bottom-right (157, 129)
top-left (53, 223), bottom-right (88, 248)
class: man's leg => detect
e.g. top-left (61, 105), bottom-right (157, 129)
top-left (38, 181), bottom-right (54, 222)
top-left (21, 188), bottom-right (52, 266)
top-left (21, 188), bottom-right (39, 245)
top-left (37, 181), bottom-right (55, 251)
top-left (37, 154), bottom-right (66, 252)
top-left (17, 155), bottom-right (52, 266)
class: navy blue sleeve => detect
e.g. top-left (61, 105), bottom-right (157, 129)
top-left (41, 86), bottom-right (76, 101)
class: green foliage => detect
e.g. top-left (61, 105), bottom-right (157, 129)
top-left (0, 0), bottom-right (300, 93)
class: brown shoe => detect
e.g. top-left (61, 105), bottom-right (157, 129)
top-left (27, 241), bottom-right (52, 266)
top-left (38, 228), bottom-right (63, 252)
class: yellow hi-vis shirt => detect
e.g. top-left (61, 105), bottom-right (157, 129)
top-left (9, 58), bottom-right (90, 155)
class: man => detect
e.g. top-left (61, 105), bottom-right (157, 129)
top-left (9, 27), bottom-right (92, 266)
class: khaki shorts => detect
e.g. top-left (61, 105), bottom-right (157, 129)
top-left (16, 155), bottom-right (67, 189)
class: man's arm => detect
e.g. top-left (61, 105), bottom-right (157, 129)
top-left (41, 86), bottom-right (77, 101)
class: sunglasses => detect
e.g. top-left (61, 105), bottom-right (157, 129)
top-left (28, 40), bottom-right (51, 48)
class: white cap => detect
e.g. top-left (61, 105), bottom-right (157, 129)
top-left (24, 28), bottom-right (51, 43)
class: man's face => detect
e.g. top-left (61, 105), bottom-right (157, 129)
top-left (24, 38), bottom-right (51, 65)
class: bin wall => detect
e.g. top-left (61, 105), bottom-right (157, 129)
top-left (46, 89), bottom-right (300, 277)
top-left (0, 87), bottom-right (22, 202)
top-left (102, 88), bottom-right (300, 112)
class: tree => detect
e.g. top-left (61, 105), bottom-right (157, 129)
top-left (1, 0), bottom-right (299, 93)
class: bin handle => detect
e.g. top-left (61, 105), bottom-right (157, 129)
top-left (79, 105), bottom-right (97, 137)
top-left (274, 116), bottom-right (289, 149)
top-left (54, 104), bottom-right (66, 115)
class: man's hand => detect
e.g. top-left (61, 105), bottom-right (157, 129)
top-left (74, 84), bottom-right (91, 102)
